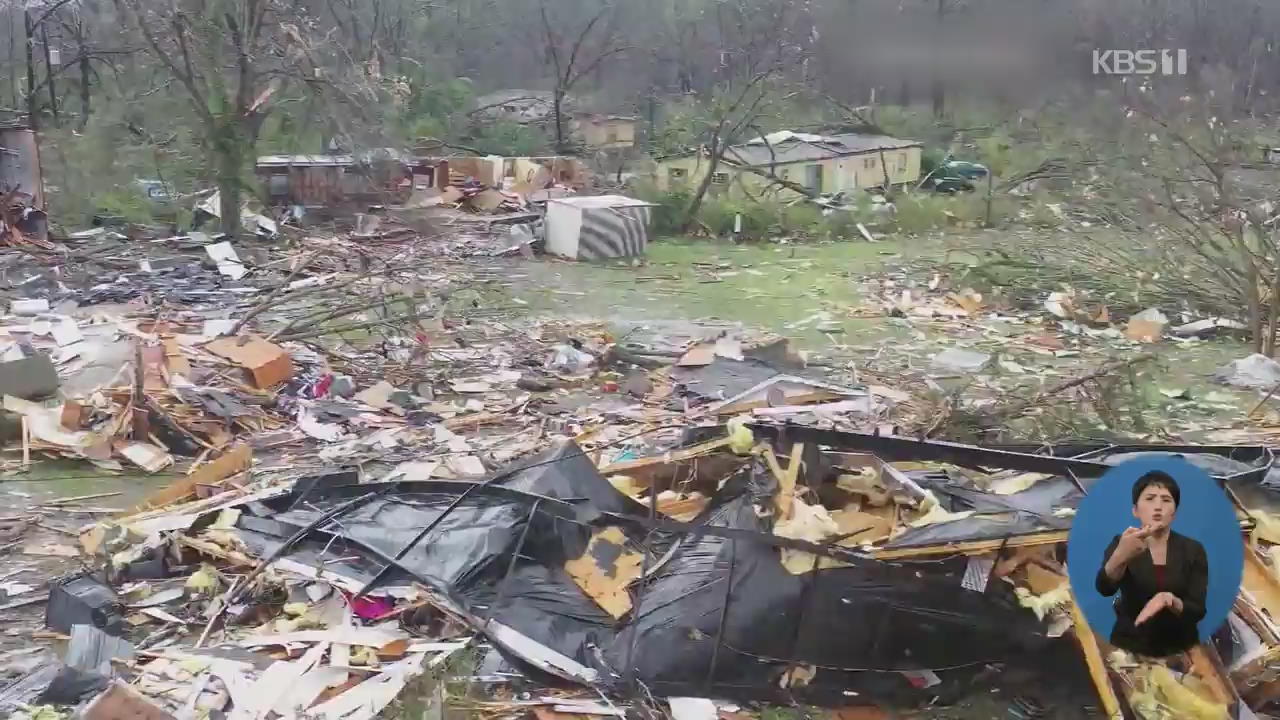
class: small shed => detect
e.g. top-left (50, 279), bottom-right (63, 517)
top-left (545, 195), bottom-right (654, 260)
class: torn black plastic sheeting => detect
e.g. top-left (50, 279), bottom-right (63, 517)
top-left (222, 441), bottom-right (1058, 706)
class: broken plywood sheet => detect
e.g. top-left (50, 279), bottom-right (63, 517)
top-left (83, 681), bottom-right (176, 720)
top-left (1125, 308), bottom-right (1168, 344)
top-left (205, 335), bottom-right (293, 389)
top-left (564, 526), bottom-right (642, 618)
top-left (118, 442), bottom-right (175, 474)
top-left (677, 343), bottom-right (716, 367)
top-left (828, 507), bottom-right (895, 546)
top-left (163, 337), bottom-right (191, 377)
top-left (206, 241), bottom-right (247, 279)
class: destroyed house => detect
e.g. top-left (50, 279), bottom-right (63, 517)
top-left (656, 131), bottom-right (922, 198)
top-left (256, 152), bottom-right (445, 209)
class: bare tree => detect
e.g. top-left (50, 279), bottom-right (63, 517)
top-left (536, 0), bottom-right (628, 153)
top-left (678, 0), bottom-right (804, 231)
top-left (112, 0), bottom-right (309, 236)
top-left (976, 89), bottom-right (1280, 354)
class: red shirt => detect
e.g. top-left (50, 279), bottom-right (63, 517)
top-left (1154, 564), bottom-right (1165, 590)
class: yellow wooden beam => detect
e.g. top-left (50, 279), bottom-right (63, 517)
top-left (870, 530), bottom-right (1069, 560)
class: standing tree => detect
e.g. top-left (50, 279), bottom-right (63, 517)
top-left (678, 0), bottom-right (804, 230)
top-left (112, 0), bottom-right (305, 236)
top-left (536, 0), bottom-right (628, 153)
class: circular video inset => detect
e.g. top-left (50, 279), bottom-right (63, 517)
top-left (1066, 457), bottom-right (1243, 658)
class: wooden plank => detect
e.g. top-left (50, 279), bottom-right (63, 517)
top-left (1241, 550), bottom-right (1280, 623)
top-left (776, 443), bottom-right (803, 520)
top-left (1023, 561), bottom-right (1067, 593)
top-left (1186, 645), bottom-right (1238, 707)
top-left (994, 546), bottom-right (1057, 579)
top-left (128, 443), bottom-right (251, 513)
top-left (176, 534), bottom-right (257, 567)
top-left (443, 412), bottom-right (508, 431)
top-left (1067, 590), bottom-right (1124, 720)
top-left (163, 337), bottom-right (191, 377)
top-left (870, 530), bottom-right (1069, 560)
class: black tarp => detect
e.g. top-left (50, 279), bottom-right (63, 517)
top-left (227, 438), bottom-right (1065, 706)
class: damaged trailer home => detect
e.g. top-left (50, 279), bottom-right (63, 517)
top-left (256, 151), bottom-right (445, 212)
top-left (64, 421), bottom-right (1280, 719)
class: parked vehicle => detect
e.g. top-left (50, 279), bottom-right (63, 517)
top-left (923, 160), bottom-right (990, 193)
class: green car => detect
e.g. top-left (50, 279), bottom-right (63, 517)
top-left (924, 160), bottom-right (989, 193)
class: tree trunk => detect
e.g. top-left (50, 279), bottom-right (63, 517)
top-left (552, 87), bottom-right (566, 154)
top-left (1267, 242), bottom-right (1280, 356)
top-left (1245, 240), bottom-right (1263, 353)
top-left (213, 121), bottom-right (246, 237)
top-left (40, 23), bottom-right (57, 125)
top-left (24, 10), bottom-right (36, 129)
top-left (78, 51), bottom-right (90, 127)
top-left (680, 142), bottom-right (724, 233)
top-left (931, 0), bottom-right (946, 118)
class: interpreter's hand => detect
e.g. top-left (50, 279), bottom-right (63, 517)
top-left (1115, 524), bottom-right (1154, 562)
top-left (1135, 592), bottom-right (1183, 625)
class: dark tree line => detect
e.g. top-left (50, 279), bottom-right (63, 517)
top-left (5, 0), bottom-right (1280, 234)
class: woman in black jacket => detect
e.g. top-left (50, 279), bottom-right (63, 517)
top-left (1095, 471), bottom-right (1209, 657)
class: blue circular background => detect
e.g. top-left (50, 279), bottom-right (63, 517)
top-left (1066, 456), bottom-right (1243, 644)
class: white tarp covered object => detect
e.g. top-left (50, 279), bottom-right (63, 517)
top-left (545, 195), bottom-right (653, 260)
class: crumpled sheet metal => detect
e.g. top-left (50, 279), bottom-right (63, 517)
top-left (224, 439), bottom-right (1058, 705)
top-left (883, 470), bottom-right (1082, 549)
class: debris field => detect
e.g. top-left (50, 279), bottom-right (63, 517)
top-left (2, 215), bottom-right (1280, 720)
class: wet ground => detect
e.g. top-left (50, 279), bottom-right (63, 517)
top-left (0, 229), bottom-right (1264, 718)
top-left (0, 463), bottom-right (169, 655)
top-left (494, 234), bottom-right (1263, 442)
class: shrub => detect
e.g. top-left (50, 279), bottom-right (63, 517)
top-left (698, 195), bottom-right (739, 236)
top-left (92, 185), bottom-right (157, 224)
top-left (779, 202), bottom-right (826, 237)
top-left (893, 193), bottom-right (950, 234)
top-left (821, 210), bottom-right (862, 240)
top-left (648, 187), bottom-right (692, 237)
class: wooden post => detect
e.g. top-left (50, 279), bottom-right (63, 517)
top-left (985, 170), bottom-right (994, 228)
top-left (20, 416), bottom-right (29, 469)
top-left (132, 342), bottom-right (149, 441)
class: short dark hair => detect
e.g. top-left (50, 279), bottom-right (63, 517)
top-left (1132, 471), bottom-right (1180, 508)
